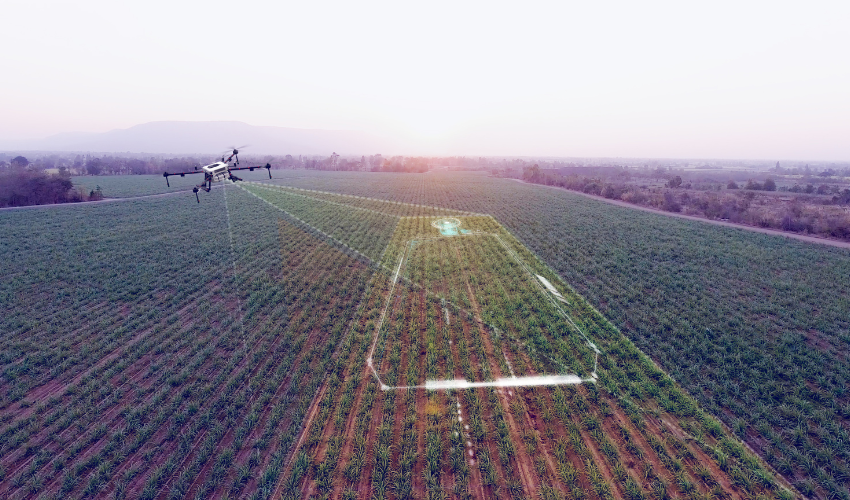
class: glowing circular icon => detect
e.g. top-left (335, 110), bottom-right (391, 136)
top-left (431, 217), bottom-right (463, 236)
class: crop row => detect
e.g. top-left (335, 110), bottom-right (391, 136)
top-left (0, 186), bottom-right (374, 499)
top-left (243, 183), bottom-right (401, 262)
top-left (247, 181), bottom-right (474, 218)
top-left (264, 170), bottom-right (849, 498)
top-left (278, 206), bottom-right (787, 498)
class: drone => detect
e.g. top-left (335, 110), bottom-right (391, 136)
top-left (163, 146), bottom-right (272, 202)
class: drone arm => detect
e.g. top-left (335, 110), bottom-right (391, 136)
top-left (163, 170), bottom-right (204, 187)
top-left (228, 163), bottom-right (272, 178)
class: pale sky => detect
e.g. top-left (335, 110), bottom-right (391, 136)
top-left (2, 0), bottom-right (848, 159)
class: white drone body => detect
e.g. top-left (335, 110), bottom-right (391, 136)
top-left (200, 162), bottom-right (231, 183)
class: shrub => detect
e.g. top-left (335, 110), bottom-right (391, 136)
top-left (662, 192), bottom-right (681, 212)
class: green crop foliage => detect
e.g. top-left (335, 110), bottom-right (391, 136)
top-left (260, 170), bottom-right (847, 499)
top-left (1, 173), bottom-right (819, 499)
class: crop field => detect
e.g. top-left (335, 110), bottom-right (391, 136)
top-left (260, 171), bottom-right (850, 500)
top-left (371, 215), bottom-right (598, 389)
top-left (238, 183), bottom-right (788, 500)
top-left (0, 186), bottom-right (374, 499)
top-left (0, 172), bottom-right (842, 499)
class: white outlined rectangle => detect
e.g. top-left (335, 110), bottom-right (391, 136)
top-left (367, 222), bottom-right (599, 391)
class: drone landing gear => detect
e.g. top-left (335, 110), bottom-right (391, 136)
top-left (192, 179), bottom-right (211, 203)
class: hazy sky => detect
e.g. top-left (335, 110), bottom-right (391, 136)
top-left (2, 1), bottom-right (848, 159)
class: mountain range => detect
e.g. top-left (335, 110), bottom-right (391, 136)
top-left (1, 121), bottom-right (400, 156)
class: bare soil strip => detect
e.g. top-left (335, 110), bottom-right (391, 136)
top-left (456, 245), bottom-right (540, 495)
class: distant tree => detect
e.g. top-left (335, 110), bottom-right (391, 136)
top-left (127, 159), bottom-right (147, 175)
top-left (666, 176), bottom-right (682, 188)
top-left (582, 181), bottom-right (602, 196)
top-left (833, 189), bottom-right (850, 205)
top-left (39, 155), bottom-right (60, 170)
top-left (763, 178), bottom-right (776, 191)
top-left (727, 180), bottom-right (739, 189)
top-left (745, 179), bottom-right (762, 190)
top-left (523, 164), bottom-right (542, 183)
top-left (370, 154), bottom-right (382, 171)
top-left (601, 184), bottom-right (628, 200)
top-left (804, 184), bottom-right (814, 194)
top-left (89, 185), bottom-right (104, 201)
top-left (86, 158), bottom-right (103, 175)
top-left (662, 192), bottom-right (681, 212)
top-left (10, 156), bottom-right (29, 170)
top-left (0, 170), bottom-right (75, 207)
top-left (817, 184), bottom-right (830, 195)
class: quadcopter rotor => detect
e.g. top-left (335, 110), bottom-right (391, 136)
top-left (223, 144), bottom-right (249, 156)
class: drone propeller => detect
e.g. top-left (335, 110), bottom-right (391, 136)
top-left (223, 144), bottom-right (249, 155)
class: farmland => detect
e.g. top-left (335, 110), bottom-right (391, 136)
top-left (0, 171), bottom-right (845, 499)
top-left (0, 186), bottom-right (373, 498)
top-left (242, 182), bottom-right (788, 500)
top-left (371, 215), bottom-right (598, 387)
top-left (262, 171), bottom-right (850, 499)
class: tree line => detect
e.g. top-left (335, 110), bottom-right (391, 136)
top-left (0, 156), bottom-right (103, 208)
top-left (517, 163), bottom-right (850, 241)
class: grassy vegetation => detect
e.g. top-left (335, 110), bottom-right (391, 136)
top-left (377, 215), bottom-right (597, 382)
top-left (265, 170), bottom-right (850, 499)
top-left (265, 184), bottom-right (786, 499)
top-left (0, 185), bottom-right (373, 498)
top-left (1, 171), bottom-right (845, 498)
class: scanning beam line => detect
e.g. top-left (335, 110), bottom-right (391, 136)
top-left (246, 185), bottom-right (601, 389)
top-left (369, 231), bottom-right (602, 391)
top-left (244, 181), bottom-right (485, 216)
